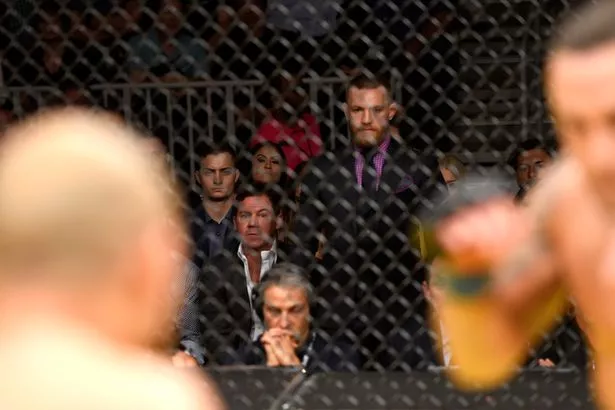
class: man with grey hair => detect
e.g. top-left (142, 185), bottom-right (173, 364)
top-left (234, 263), bottom-right (360, 373)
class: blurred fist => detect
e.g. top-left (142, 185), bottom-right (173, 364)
top-left (435, 198), bottom-right (531, 273)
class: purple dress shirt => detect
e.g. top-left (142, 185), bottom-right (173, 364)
top-left (354, 136), bottom-right (391, 190)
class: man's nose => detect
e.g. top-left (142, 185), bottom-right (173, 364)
top-left (248, 214), bottom-right (258, 226)
top-left (361, 109), bottom-right (373, 125)
top-left (264, 159), bottom-right (272, 169)
top-left (279, 313), bottom-right (290, 328)
top-left (213, 171), bottom-right (221, 184)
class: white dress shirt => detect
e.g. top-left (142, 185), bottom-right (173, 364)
top-left (237, 241), bottom-right (278, 341)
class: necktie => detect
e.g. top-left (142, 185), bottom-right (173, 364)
top-left (363, 153), bottom-right (377, 192)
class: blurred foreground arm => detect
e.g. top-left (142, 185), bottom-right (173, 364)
top-left (434, 170), bottom-right (567, 389)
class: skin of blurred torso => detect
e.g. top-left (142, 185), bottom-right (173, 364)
top-left (544, 42), bottom-right (615, 408)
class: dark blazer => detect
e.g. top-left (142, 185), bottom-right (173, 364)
top-left (200, 243), bottom-right (294, 365)
top-left (290, 138), bottom-right (445, 370)
top-left (233, 330), bottom-right (361, 374)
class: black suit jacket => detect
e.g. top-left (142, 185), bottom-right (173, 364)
top-left (290, 138), bottom-right (445, 369)
top-left (200, 243), bottom-right (293, 365)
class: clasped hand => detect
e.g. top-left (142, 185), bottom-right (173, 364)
top-left (261, 329), bottom-right (301, 367)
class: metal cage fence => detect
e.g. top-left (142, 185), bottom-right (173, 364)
top-left (0, 0), bottom-right (593, 408)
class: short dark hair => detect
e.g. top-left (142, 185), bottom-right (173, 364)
top-left (507, 139), bottom-right (553, 171)
top-left (347, 72), bottom-right (392, 100)
top-left (196, 143), bottom-right (237, 164)
top-left (550, 1), bottom-right (615, 52)
top-left (235, 182), bottom-right (283, 216)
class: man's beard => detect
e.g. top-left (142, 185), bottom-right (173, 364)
top-left (352, 126), bottom-right (388, 148)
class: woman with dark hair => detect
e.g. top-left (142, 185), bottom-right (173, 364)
top-left (249, 141), bottom-right (289, 188)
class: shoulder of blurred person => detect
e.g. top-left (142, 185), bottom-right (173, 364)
top-left (0, 319), bottom-right (224, 410)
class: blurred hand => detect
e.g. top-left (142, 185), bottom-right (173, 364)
top-left (435, 198), bottom-right (530, 274)
top-left (171, 351), bottom-right (198, 368)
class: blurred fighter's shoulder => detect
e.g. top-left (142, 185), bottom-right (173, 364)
top-left (0, 319), bottom-right (225, 410)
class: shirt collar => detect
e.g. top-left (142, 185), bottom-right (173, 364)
top-left (201, 204), bottom-right (235, 224)
top-left (237, 240), bottom-right (278, 261)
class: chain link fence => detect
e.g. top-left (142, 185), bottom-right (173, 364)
top-left (0, 0), bottom-right (594, 408)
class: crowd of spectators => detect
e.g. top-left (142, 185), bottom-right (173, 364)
top-left (179, 76), bottom-right (586, 372)
top-left (0, 1), bottom-right (588, 374)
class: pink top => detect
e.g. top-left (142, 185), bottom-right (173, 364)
top-left (251, 113), bottom-right (323, 171)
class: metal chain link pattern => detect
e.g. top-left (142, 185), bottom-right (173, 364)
top-left (0, 0), bottom-right (591, 408)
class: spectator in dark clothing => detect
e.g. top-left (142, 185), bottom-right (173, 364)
top-left (234, 264), bottom-right (360, 373)
top-left (190, 144), bottom-right (239, 267)
top-left (291, 73), bottom-right (446, 371)
top-left (508, 139), bottom-right (553, 203)
top-left (200, 184), bottom-right (292, 364)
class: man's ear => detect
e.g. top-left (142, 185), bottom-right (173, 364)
top-left (233, 169), bottom-right (240, 184)
top-left (388, 102), bottom-right (398, 121)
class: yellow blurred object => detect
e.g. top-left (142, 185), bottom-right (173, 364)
top-left (438, 285), bottom-right (568, 391)
top-left (411, 222), bottom-right (431, 262)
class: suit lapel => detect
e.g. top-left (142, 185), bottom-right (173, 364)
top-left (231, 253), bottom-right (252, 310)
top-left (341, 151), bottom-right (362, 236)
top-left (376, 139), bottom-right (407, 202)
top-left (341, 149), bottom-right (361, 205)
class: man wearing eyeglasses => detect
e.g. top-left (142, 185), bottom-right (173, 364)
top-left (191, 144), bottom-right (240, 267)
